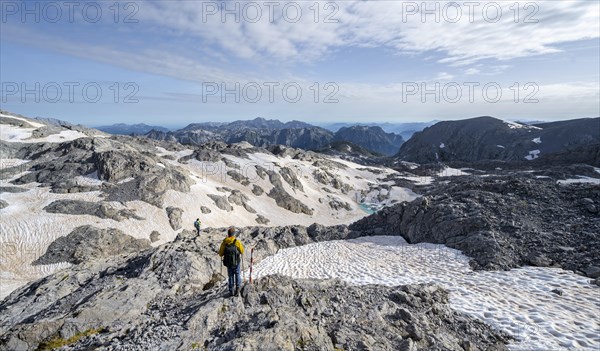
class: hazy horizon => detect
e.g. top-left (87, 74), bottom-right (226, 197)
top-left (4, 108), bottom-right (597, 132)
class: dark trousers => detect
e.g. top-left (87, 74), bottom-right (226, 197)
top-left (227, 264), bottom-right (241, 293)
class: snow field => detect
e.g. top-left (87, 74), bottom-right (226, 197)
top-left (246, 236), bottom-right (600, 351)
top-left (0, 114), bottom-right (88, 143)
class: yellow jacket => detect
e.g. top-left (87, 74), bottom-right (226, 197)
top-left (218, 236), bottom-right (244, 256)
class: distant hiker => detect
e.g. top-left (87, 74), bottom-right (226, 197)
top-left (219, 227), bottom-right (244, 297)
top-left (194, 218), bottom-right (201, 235)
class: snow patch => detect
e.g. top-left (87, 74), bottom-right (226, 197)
top-left (497, 145), bottom-right (505, 148)
top-left (524, 150), bottom-right (540, 161)
top-left (439, 142), bottom-right (445, 149)
top-left (557, 176), bottom-right (600, 185)
top-left (72, 171), bottom-right (103, 187)
top-left (532, 137), bottom-right (542, 144)
top-left (505, 120), bottom-right (542, 130)
top-left (437, 166), bottom-right (469, 177)
top-left (0, 113), bottom-right (45, 128)
top-left (248, 236), bottom-right (599, 351)
top-left (0, 124), bottom-right (35, 141)
top-left (0, 117), bottom-right (87, 143)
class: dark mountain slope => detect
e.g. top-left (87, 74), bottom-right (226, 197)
top-left (396, 116), bottom-right (599, 163)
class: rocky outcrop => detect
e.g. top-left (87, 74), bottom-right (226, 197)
top-left (266, 171), bottom-right (313, 215)
top-left (0, 199), bottom-right (7, 209)
top-left (279, 166), bottom-right (304, 191)
top-left (226, 170), bottom-right (250, 186)
top-left (255, 214), bottom-right (270, 225)
top-left (352, 174), bottom-right (600, 274)
top-left (326, 196), bottom-right (352, 211)
top-left (312, 168), bottom-right (352, 194)
top-left (200, 206), bottom-right (212, 214)
top-left (33, 225), bottom-right (151, 265)
top-left (165, 206), bottom-right (183, 230)
top-left (268, 186), bottom-right (313, 215)
top-left (228, 190), bottom-right (256, 213)
top-left (251, 184), bottom-right (264, 196)
top-left (102, 166), bottom-right (192, 207)
top-left (150, 231), bottom-right (161, 243)
top-left (207, 194), bottom-right (233, 212)
top-left (43, 200), bottom-right (143, 221)
top-left (1, 228), bottom-right (509, 351)
top-left (0, 186), bottom-right (28, 193)
top-left (7, 136), bottom-right (193, 206)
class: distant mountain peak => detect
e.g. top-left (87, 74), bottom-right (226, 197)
top-left (96, 123), bottom-right (170, 135)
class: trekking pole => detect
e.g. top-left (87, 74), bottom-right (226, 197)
top-left (249, 248), bottom-right (254, 284)
top-left (241, 253), bottom-right (246, 284)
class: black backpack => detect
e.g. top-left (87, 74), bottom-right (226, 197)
top-left (223, 239), bottom-right (240, 268)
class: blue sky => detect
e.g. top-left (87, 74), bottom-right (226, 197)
top-left (1, 0), bottom-right (599, 127)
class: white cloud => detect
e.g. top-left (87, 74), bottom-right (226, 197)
top-left (435, 72), bottom-right (454, 81)
top-left (135, 0), bottom-right (599, 65)
top-left (465, 68), bottom-right (480, 75)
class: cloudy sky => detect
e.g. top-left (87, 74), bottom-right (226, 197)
top-left (1, 0), bottom-right (599, 127)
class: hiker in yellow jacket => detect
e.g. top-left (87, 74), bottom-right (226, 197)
top-left (219, 227), bottom-right (245, 297)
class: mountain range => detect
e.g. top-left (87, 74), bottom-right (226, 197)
top-left (319, 121), bottom-right (439, 140)
top-left (141, 117), bottom-right (405, 156)
top-left (96, 123), bottom-right (170, 135)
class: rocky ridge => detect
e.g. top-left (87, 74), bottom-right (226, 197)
top-left (352, 172), bottom-right (600, 279)
top-left (0, 227), bottom-right (509, 351)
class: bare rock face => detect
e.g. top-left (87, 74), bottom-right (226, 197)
top-left (207, 194), bottom-right (233, 212)
top-left (43, 200), bottom-right (143, 222)
top-left (7, 136), bottom-right (193, 206)
top-left (267, 171), bottom-right (313, 215)
top-left (0, 200), bottom-right (7, 209)
top-left (166, 206), bottom-right (184, 230)
top-left (351, 175), bottom-right (600, 273)
top-left (33, 225), bottom-right (151, 265)
top-left (279, 166), bottom-right (304, 191)
top-left (267, 185), bottom-right (313, 215)
top-left (200, 206), bottom-right (212, 214)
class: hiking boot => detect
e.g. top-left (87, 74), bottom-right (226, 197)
top-left (234, 287), bottom-right (239, 297)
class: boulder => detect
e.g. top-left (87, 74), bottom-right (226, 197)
top-left (150, 231), bottom-right (161, 243)
top-left (33, 225), bottom-right (151, 265)
top-left (255, 214), bottom-right (270, 225)
top-left (584, 266), bottom-right (600, 279)
top-left (166, 206), bottom-right (183, 230)
top-left (252, 184), bottom-right (264, 196)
